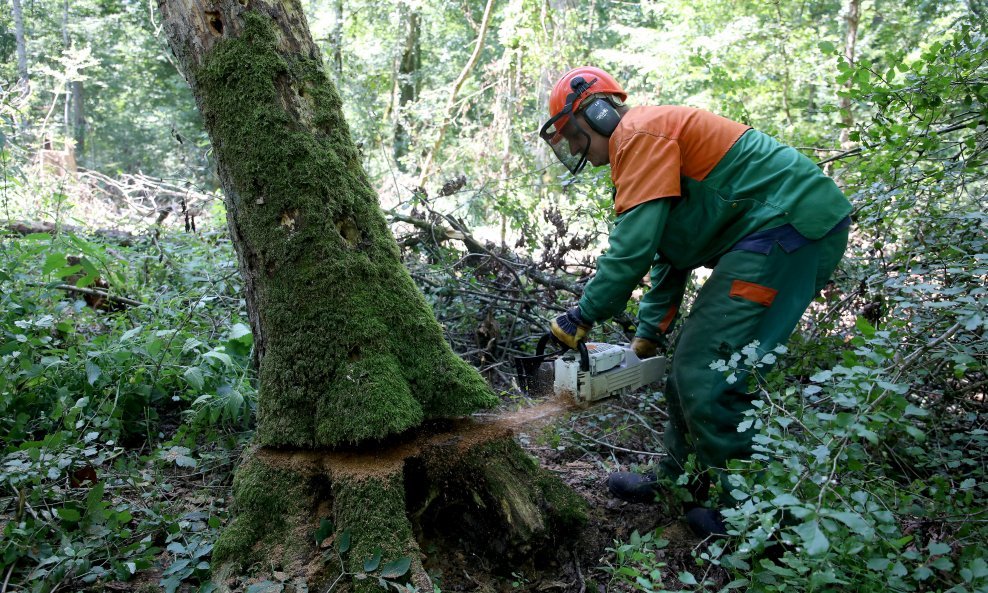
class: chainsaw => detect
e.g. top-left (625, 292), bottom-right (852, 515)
top-left (515, 333), bottom-right (667, 405)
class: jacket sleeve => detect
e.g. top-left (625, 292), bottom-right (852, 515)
top-left (635, 258), bottom-right (689, 341)
top-left (578, 198), bottom-right (671, 322)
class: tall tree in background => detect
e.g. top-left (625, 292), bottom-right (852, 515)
top-left (416, 0), bottom-right (495, 184)
top-left (157, 0), bottom-right (585, 588)
top-left (12, 0), bottom-right (28, 98)
top-left (839, 0), bottom-right (861, 146)
top-left (393, 6), bottom-right (419, 170)
top-left (60, 0), bottom-right (85, 151)
top-left (327, 0), bottom-right (342, 74)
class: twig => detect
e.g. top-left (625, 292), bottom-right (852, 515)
top-left (816, 118), bottom-right (981, 166)
top-left (893, 321), bottom-right (963, 380)
top-left (1, 558), bottom-right (15, 593)
top-left (50, 283), bottom-right (143, 307)
top-left (571, 549), bottom-right (586, 593)
top-left (567, 428), bottom-right (663, 457)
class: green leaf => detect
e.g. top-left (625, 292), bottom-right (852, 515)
top-left (120, 325), bottom-right (144, 342)
top-left (184, 367), bottom-right (205, 391)
top-left (927, 541), bottom-right (951, 555)
top-left (166, 542), bottom-right (187, 555)
top-left (363, 549), bottom-right (382, 572)
top-left (855, 316), bottom-right (876, 337)
top-left (338, 530), bottom-right (351, 554)
top-left (204, 349), bottom-right (233, 369)
top-left (58, 507), bottom-right (82, 522)
top-left (315, 518), bottom-right (334, 543)
top-left (161, 575), bottom-right (183, 593)
top-left (175, 455), bottom-right (197, 468)
top-left (771, 493), bottom-right (801, 507)
top-left (86, 482), bottom-right (106, 516)
top-left (904, 404), bottom-right (928, 417)
top-left (678, 571), bottom-right (698, 585)
top-left (825, 511), bottom-right (874, 539)
top-left (85, 360), bottom-right (102, 385)
top-left (43, 252), bottom-right (68, 274)
top-left (818, 41), bottom-right (836, 54)
top-left (228, 323), bottom-right (252, 342)
top-left (379, 557), bottom-right (412, 579)
top-left (794, 520), bottom-right (829, 556)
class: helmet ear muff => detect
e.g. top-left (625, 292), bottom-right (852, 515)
top-left (580, 97), bottom-right (621, 137)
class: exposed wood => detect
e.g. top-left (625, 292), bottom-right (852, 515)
top-left (214, 402), bottom-right (586, 592)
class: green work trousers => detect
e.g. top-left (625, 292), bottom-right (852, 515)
top-left (657, 228), bottom-right (849, 484)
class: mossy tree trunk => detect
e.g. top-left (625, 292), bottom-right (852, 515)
top-left (158, 0), bottom-right (496, 448)
top-left (158, 0), bottom-right (586, 590)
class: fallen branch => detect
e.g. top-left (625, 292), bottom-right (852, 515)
top-left (387, 209), bottom-right (584, 296)
top-left (3, 220), bottom-right (138, 245)
top-left (77, 168), bottom-right (215, 220)
top-left (51, 284), bottom-right (143, 308)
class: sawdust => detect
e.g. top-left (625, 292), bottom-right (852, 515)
top-left (478, 393), bottom-right (582, 432)
top-left (252, 394), bottom-right (582, 481)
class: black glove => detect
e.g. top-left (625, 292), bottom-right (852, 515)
top-left (550, 307), bottom-right (592, 349)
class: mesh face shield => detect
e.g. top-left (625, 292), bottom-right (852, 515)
top-left (539, 109), bottom-right (592, 175)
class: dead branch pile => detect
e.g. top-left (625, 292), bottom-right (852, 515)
top-left (77, 168), bottom-right (216, 227)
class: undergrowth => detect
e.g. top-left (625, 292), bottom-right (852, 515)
top-left (0, 216), bottom-right (254, 593)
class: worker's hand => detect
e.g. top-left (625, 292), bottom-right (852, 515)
top-left (550, 307), bottom-right (593, 350)
top-left (631, 337), bottom-right (659, 359)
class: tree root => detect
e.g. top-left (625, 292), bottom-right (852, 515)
top-left (212, 416), bottom-right (587, 592)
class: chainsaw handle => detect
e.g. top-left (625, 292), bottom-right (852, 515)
top-left (543, 332), bottom-right (590, 372)
top-left (534, 332), bottom-right (554, 357)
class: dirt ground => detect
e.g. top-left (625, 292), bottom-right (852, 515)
top-left (418, 391), bottom-right (717, 593)
top-left (85, 390), bottom-right (716, 593)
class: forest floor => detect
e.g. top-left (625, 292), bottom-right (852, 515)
top-left (78, 388), bottom-right (710, 593)
top-left (454, 390), bottom-right (716, 593)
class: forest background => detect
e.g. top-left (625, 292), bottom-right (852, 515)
top-left (0, 0), bottom-right (986, 591)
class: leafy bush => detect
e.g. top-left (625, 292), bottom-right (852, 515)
top-left (0, 223), bottom-right (254, 592)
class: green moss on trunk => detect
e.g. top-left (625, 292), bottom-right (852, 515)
top-left (212, 450), bottom-right (315, 571)
top-left (332, 472), bottom-right (417, 592)
top-left (195, 12), bottom-right (496, 448)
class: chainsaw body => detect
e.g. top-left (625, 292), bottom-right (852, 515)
top-left (553, 342), bottom-right (667, 405)
top-left (515, 334), bottom-right (667, 404)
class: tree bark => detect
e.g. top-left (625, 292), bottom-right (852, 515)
top-left (12, 0), bottom-right (29, 98)
top-left (839, 0), bottom-right (861, 147)
top-left (213, 417), bottom-right (586, 592)
top-left (156, 1), bottom-right (584, 589)
top-left (72, 81), bottom-right (86, 152)
top-left (157, 0), bottom-right (497, 448)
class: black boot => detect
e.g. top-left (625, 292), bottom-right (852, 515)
top-left (606, 471), bottom-right (663, 503)
top-left (685, 507), bottom-right (727, 538)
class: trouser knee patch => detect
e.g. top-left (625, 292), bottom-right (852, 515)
top-left (730, 279), bottom-right (778, 306)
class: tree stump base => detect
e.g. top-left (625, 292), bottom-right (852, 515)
top-left (212, 407), bottom-right (587, 592)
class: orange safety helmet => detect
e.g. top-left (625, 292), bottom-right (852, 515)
top-left (540, 66), bottom-right (628, 174)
